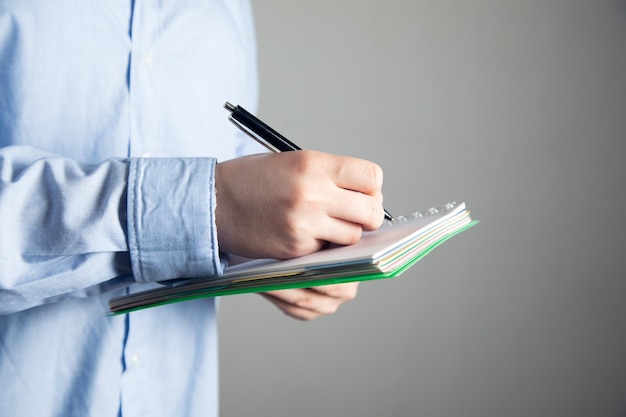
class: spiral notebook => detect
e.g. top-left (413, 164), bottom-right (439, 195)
top-left (109, 201), bottom-right (477, 314)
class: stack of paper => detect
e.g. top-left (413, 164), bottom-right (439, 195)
top-left (109, 201), bottom-right (477, 313)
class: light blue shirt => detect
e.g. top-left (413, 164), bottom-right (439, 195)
top-left (0, 1), bottom-right (263, 416)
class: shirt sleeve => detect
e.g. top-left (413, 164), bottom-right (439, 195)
top-left (127, 156), bottom-right (222, 283)
top-left (0, 146), bottom-right (223, 314)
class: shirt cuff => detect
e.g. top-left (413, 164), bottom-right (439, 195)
top-left (126, 157), bottom-right (222, 283)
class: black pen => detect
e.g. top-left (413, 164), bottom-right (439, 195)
top-left (224, 102), bottom-right (394, 221)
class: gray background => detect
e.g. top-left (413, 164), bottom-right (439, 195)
top-left (219, 1), bottom-right (626, 416)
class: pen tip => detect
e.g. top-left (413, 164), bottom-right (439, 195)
top-left (224, 102), bottom-right (236, 111)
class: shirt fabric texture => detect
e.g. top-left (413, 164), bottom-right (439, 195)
top-left (0, 1), bottom-right (263, 416)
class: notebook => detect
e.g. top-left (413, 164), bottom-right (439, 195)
top-left (108, 201), bottom-right (477, 314)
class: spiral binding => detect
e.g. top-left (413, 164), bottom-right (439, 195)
top-left (382, 201), bottom-right (458, 226)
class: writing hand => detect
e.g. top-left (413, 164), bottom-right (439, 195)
top-left (215, 150), bottom-right (384, 260)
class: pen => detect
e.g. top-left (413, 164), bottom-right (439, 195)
top-left (224, 102), bottom-right (394, 221)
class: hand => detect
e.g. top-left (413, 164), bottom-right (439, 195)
top-left (260, 282), bottom-right (360, 321)
top-left (215, 150), bottom-right (384, 259)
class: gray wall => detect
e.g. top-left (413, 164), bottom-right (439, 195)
top-left (219, 2), bottom-right (626, 416)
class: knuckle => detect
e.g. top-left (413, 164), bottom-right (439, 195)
top-left (368, 201), bottom-right (378, 223)
top-left (277, 215), bottom-right (318, 259)
top-left (345, 225), bottom-right (362, 245)
top-left (292, 150), bottom-right (319, 175)
top-left (366, 163), bottom-right (383, 190)
top-left (363, 200), bottom-right (384, 230)
top-left (279, 240), bottom-right (310, 259)
top-left (294, 293), bottom-right (314, 309)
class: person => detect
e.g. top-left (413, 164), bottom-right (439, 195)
top-left (0, 1), bottom-right (385, 416)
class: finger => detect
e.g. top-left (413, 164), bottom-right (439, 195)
top-left (260, 293), bottom-right (322, 321)
top-left (326, 189), bottom-right (384, 231)
top-left (314, 216), bottom-right (364, 246)
top-left (327, 155), bottom-right (383, 197)
top-left (308, 282), bottom-right (359, 300)
top-left (262, 288), bottom-right (345, 317)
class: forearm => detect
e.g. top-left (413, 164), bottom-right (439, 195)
top-left (0, 146), bottom-right (223, 314)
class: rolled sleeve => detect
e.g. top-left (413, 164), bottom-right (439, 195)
top-left (127, 157), bottom-right (222, 283)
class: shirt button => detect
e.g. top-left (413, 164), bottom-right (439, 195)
top-left (130, 354), bottom-right (140, 366)
top-left (144, 54), bottom-right (154, 67)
